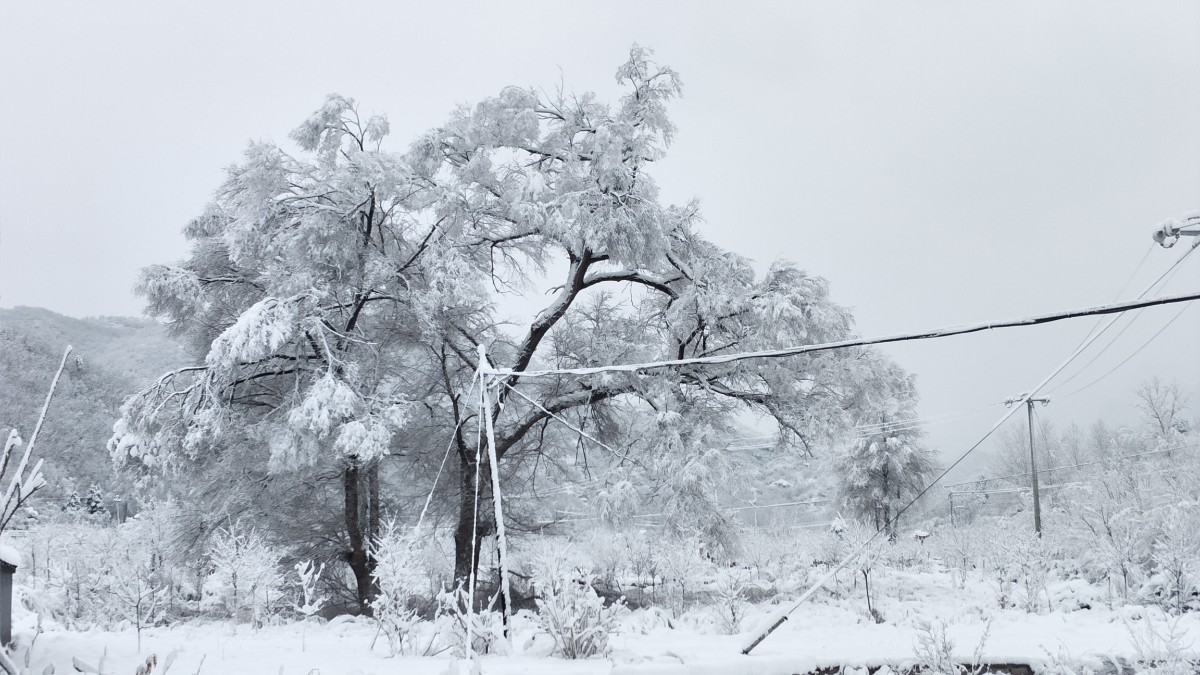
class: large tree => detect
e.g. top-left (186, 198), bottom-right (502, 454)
top-left (113, 46), bottom-right (894, 604)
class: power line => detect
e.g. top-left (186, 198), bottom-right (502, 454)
top-left (853, 404), bottom-right (1001, 434)
top-left (1047, 237), bottom-right (1198, 394)
top-left (1058, 302), bottom-right (1193, 400)
top-left (1047, 244), bottom-right (1154, 389)
top-left (943, 442), bottom-right (1197, 488)
top-left (503, 291), bottom-right (1200, 380)
top-left (951, 480), bottom-right (1086, 498)
top-left (743, 288), bottom-right (1198, 655)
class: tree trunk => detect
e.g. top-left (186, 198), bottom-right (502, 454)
top-left (343, 462), bottom-right (376, 614)
top-left (453, 454), bottom-right (491, 589)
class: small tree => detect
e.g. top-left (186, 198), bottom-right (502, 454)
top-left (370, 522), bottom-right (426, 656)
top-left (294, 560), bottom-right (326, 651)
top-left (108, 560), bottom-right (166, 651)
top-left (831, 350), bottom-right (936, 540)
top-left (84, 483), bottom-right (105, 516)
top-left (205, 526), bottom-right (284, 626)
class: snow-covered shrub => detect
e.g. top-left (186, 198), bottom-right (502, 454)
top-left (652, 534), bottom-right (714, 617)
top-left (433, 585), bottom-right (506, 657)
top-left (370, 521), bottom-right (432, 656)
top-left (1119, 608), bottom-right (1200, 675)
top-left (204, 525), bottom-right (285, 626)
top-left (1144, 503), bottom-right (1200, 615)
top-left (294, 560), bottom-right (326, 620)
top-left (624, 530), bottom-right (658, 591)
top-left (738, 528), bottom-right (811, 597)
top-left (910, 618), bottom-right (990, 675)
top-left (931, 525), bottom-right (977, 590)
top-left (708, 566), bottom-right (757, 634)
top-left (19, 520), bottom-right (171, 630)
top-left (530, 544), bottom-right (624, 659)
top-left (106, 559), bottom-right (166, 651)
top-left (582, 529), bottom-right (631, 593)
top-left (976, 518), bottom-right (1050, 613)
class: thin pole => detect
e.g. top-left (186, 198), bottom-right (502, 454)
top-left (1027, 399), bottom-right (1042, 536)
top-left (477, 347), bottom-right (513, 639)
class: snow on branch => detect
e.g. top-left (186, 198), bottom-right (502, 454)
top-left (0, 346), bottom-right (71, 536)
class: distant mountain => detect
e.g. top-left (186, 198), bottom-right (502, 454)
top-left (0, 306), bottom-right (192, 498)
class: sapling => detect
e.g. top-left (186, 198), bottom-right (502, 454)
top-left (293, 560), bottom-right (326, 651)
top-left (370, 521), bottom-right (426, 656)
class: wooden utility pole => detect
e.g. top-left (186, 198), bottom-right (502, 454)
top-left (1005, 394), bottom-right (1050, 535)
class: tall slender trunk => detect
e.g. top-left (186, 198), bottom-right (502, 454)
top-left (343, 461), bottom-right (377, 614)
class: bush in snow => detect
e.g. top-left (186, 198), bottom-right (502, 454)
top-left (433, 585), bottom-right (507, 658)
top-left (204, 525), bottom-right (285, 626)
top-left (708, 566), bottom-right (760, 634)
top-left (910, 618), bottom-right (991, 675)
top-left (529, 543), bottom-right (624, 659)
top-left (737, 528), bottom-right (810, 598)
top-left (294, 560), bottom-right (326, 619)
top-left (1118, 608), bottom-right (1200, 675)
top-left (369, 521), bottom-right (428, 656)
top-left (651, 534), bottom-right (714, 617)
top-left (1145, 503), bottom-right (1200, 615)
top-left (972, 517), bottom-right (1051, 613)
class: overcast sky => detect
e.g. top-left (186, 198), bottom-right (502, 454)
top-left (2, 1), bottom-right (1197, 477)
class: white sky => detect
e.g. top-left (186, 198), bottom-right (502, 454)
top-left (2, 1), bottom-right (1198, 477)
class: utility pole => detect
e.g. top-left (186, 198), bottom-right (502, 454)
top-left (1004, 393), bottom-right (1051, 535)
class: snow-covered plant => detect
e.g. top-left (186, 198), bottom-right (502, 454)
top-left (910, 618), bottom-right (991, 675)
top-left (831, 351), bottom-right (937, 541)
top-left (434, 585), bottom-right (506, 658)
top-left (205, 525), bottom-right (284, 626)
top-left (844, 523), bottom-right (886, 623)
top-left (708, 566), bottom-right (758, 634)
top-left (1119, 608), bottom-right (1200, 675)
top-left (532, 559), bottom-right (624, 659)
top-left (113, 44), bottom-right (888, 598)
top-left (370, 522), bottom-right (428, 656)
top-left (292, 559), bottom-right (326, 652)
top-left (0, 343), bottom-right (65, 536)
top-left (739, 528), bottom-right (810, 596)
top-left (1076, 476), bottom-right (1153, 604)
top-left (84, 484), bottom-right (106, 516)
top-left (294, 560), bottom-right (326, 619)
top-left (652, 535), bottom-right (714, 617)
top-left (1147, 502), bottom-right (1200, 615)
top-left (106, 560), bottom-right (166, 651)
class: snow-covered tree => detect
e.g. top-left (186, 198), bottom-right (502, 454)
top-left (113, 45), bottom-right (893, 596)
top-left (85, 483), bottom-right (105, 515)
top-left (205, 525), bottom-right (285, 626)
top-left (108, 93), bottom-right (446, 610)
top-left (830, 350), bottom-right (936, 540)
top-left (1135, 378), bottom-right (1191, 447)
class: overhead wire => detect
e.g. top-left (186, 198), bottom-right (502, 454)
top-left (743, 257), bottom-right (1199, 655)
top-left (1047, 238), bottom-right (1198, 394)
top-left (497, 291), bottom-right (1200, 380)
top-left (1057, 302), bottom-right (1194, 400)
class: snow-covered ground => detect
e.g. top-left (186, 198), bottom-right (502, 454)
top-left (10, 561), bottom-right (1199, 675)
